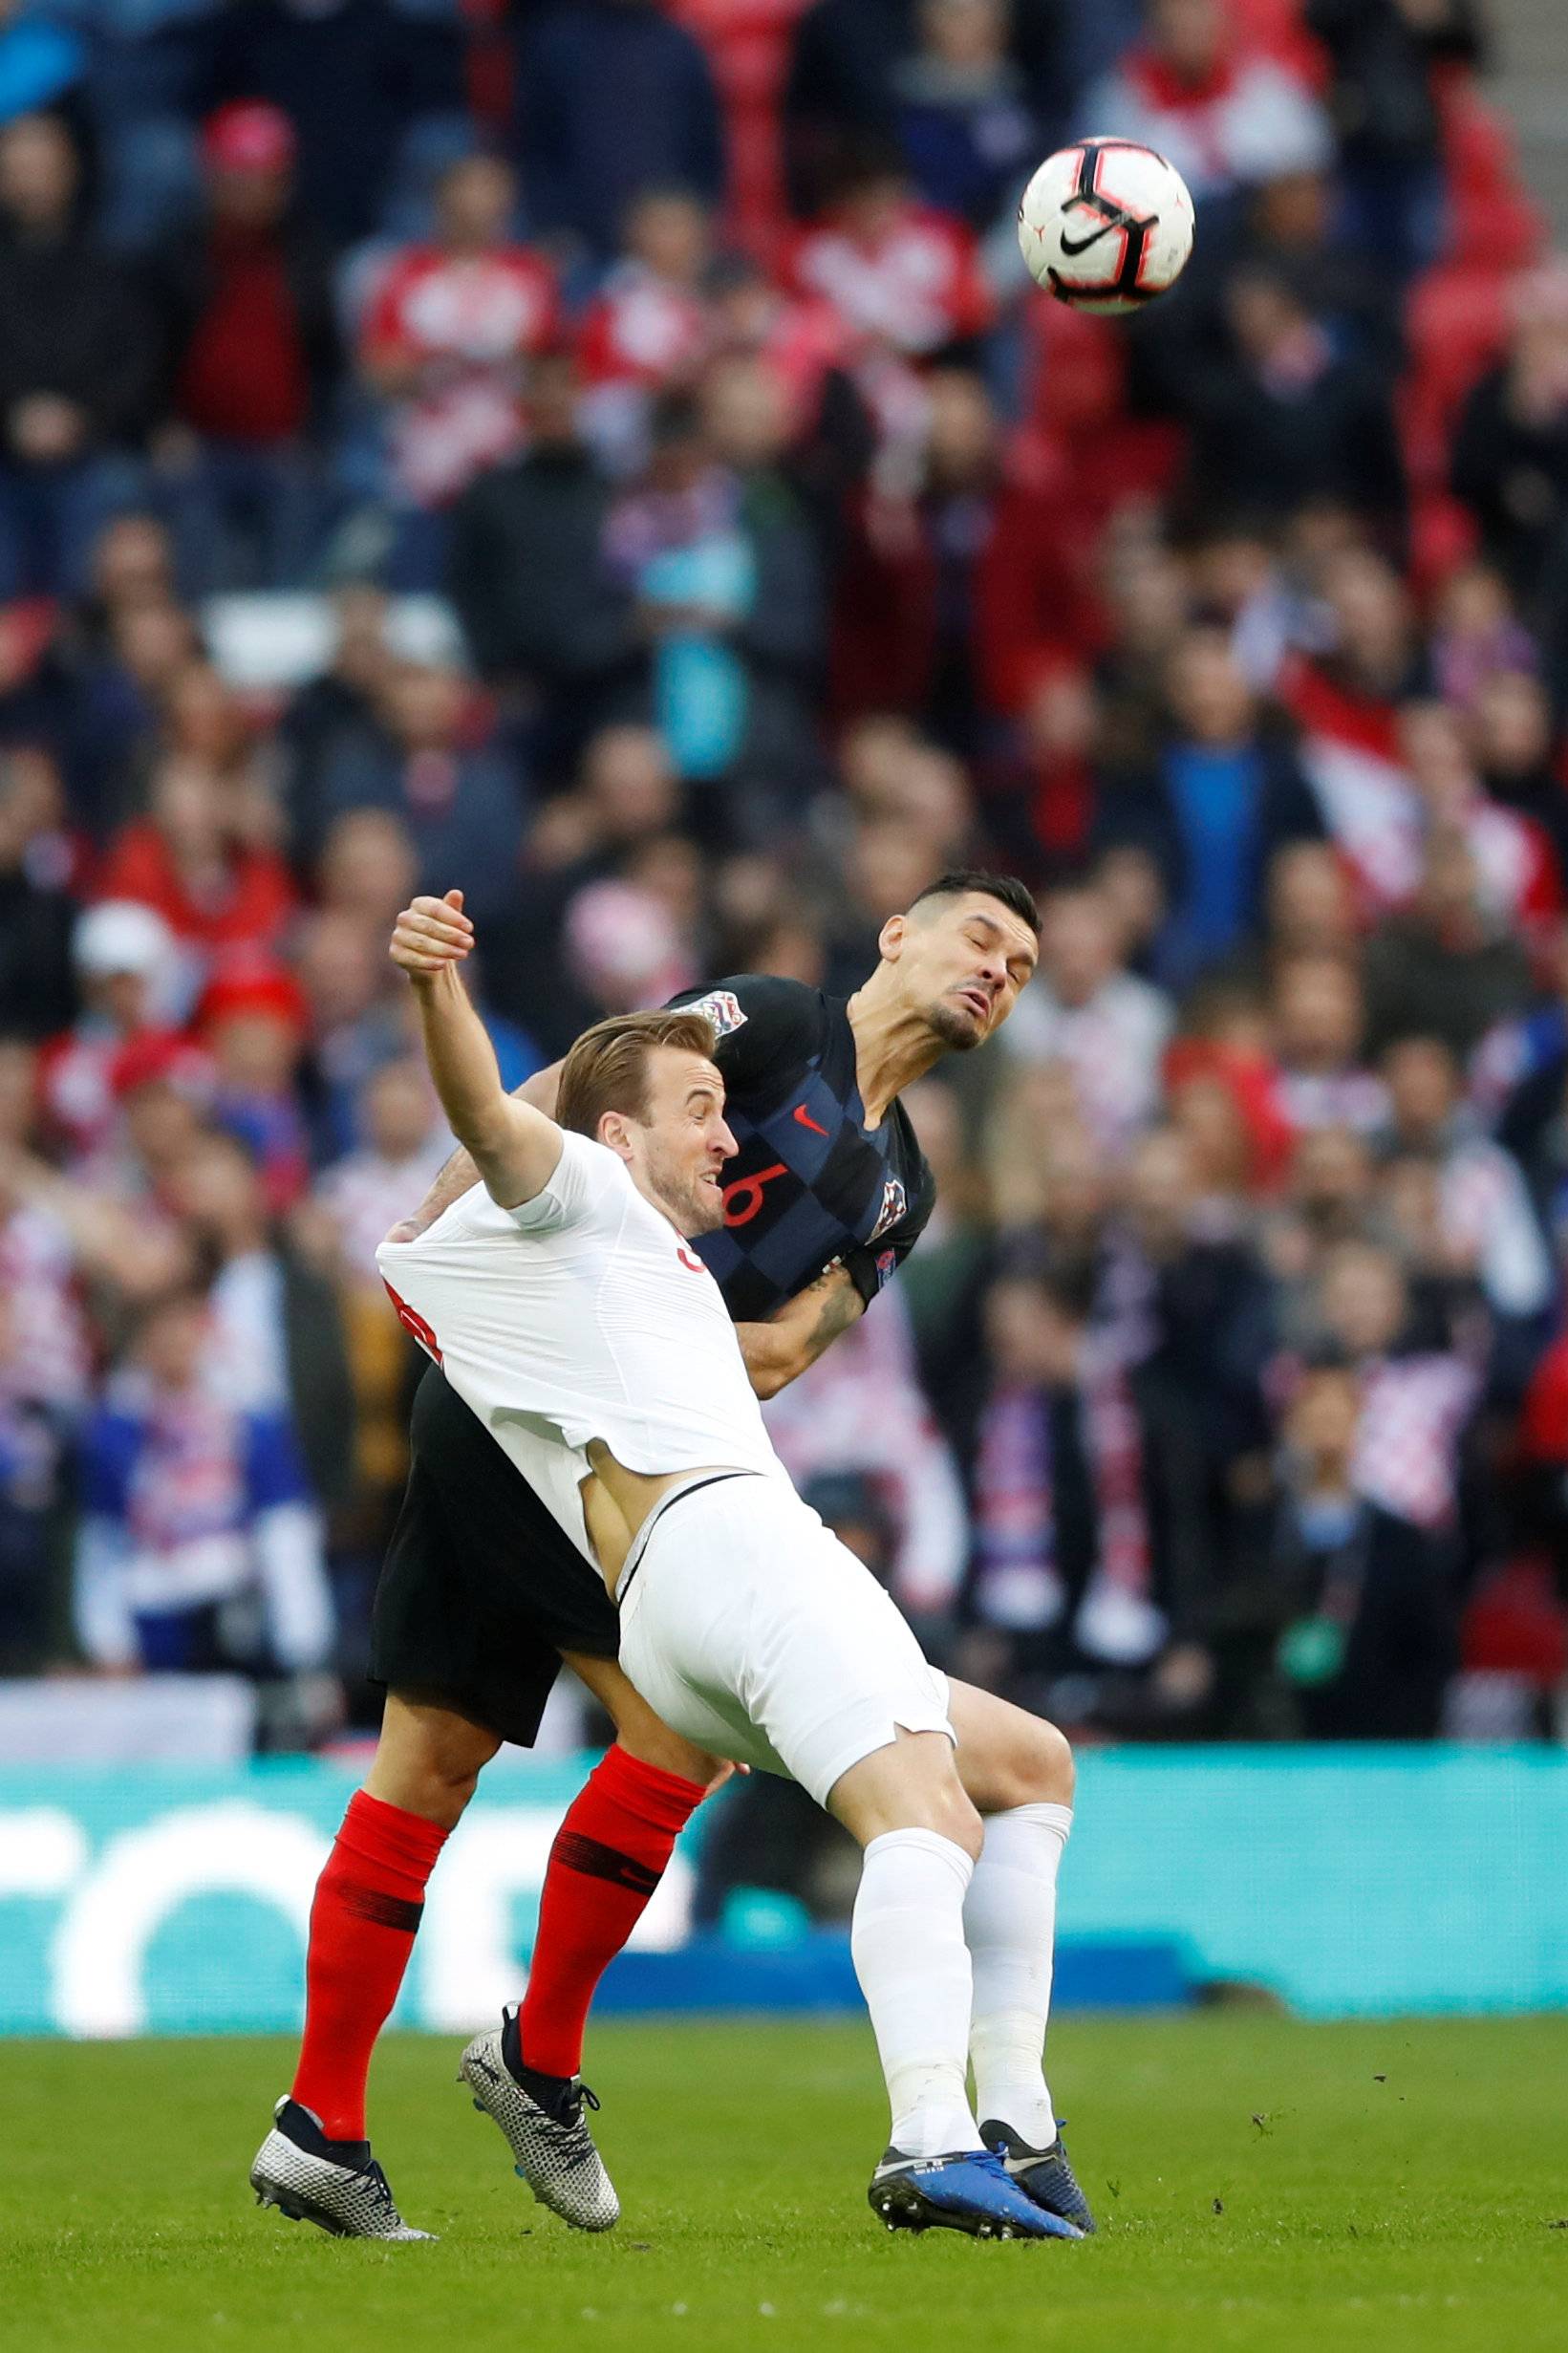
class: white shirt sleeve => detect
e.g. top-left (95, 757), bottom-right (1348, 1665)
top-left (507, 1130), bottom-right (630, 1238)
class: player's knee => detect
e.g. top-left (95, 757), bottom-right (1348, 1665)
top-left (373, 1697), bottom-right (497, 1827)
top-left (993, 1716), bottom-right (1075, 1814)
top-left (903, 1760), bottom-right (985, 1861)
top-left (934, 1781), bottom-right (986, 1863)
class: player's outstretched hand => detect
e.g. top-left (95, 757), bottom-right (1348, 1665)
top-left (390, 889), bottom-right (474, 981)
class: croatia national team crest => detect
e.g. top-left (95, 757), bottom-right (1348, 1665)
top-left (870, 1176), bottom-right (907, 1241)
top-left (684, 989), bottom-right (747, 1039)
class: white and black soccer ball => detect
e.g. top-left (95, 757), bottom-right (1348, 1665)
top-left (1017, 138), bottom-right (1195, 316)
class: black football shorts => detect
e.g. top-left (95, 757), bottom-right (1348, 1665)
top-left (370, 1365), bottom-right (619, 1746)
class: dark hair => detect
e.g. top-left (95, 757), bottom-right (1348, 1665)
top-left (907, 869), bottom-right (1041, 938)
top-left (648, 388), bottom-right (704, 449)
top-left (556, 1007), bottom-right (719, 1140)
top-left (1296, 1341), bottom-right (1357, 1378)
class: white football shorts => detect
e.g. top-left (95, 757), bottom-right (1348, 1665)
top-left (615, 1472), bottom-right (953, 1808)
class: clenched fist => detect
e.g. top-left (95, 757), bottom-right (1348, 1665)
top-left (390, 889), bottom-right (474, 982)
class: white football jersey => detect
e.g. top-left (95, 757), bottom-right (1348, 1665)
top-left (376, 1131), bottom-right (787, 1558)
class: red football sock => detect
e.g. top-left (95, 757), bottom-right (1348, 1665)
top-left (519, 1744), bottom-right (707, 2078)
top-left (291, 1790), bottom-right (448, 2142)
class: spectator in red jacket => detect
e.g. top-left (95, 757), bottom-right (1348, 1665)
top-left (93, 754), bottom-right (296, 982)
top-left (830, 366), bottom-right (1077, 745)
top-left (144, 102), bottom-right (338, 594)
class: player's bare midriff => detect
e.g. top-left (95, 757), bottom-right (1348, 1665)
top-left (579, 1440), bottom-right (739, 1598)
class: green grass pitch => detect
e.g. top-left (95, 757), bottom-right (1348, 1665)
top-left (7, 2013), bottom-right (1567, 2353)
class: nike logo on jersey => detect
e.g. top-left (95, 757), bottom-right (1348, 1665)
top-left (793, 1104), bottom-right (828, 1136)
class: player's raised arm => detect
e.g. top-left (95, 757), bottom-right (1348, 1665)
top-left (389, 1056), bottom-right (566, 1242)
top-left (389, 891), bottom-right (564, 1211)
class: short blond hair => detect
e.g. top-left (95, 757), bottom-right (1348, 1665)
top-left (555, 1007), bottom-right (719, 1139)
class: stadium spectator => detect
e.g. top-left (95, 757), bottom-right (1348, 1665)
top-left (1270, 951), bottom-right (1387, 1136)
top-left (314, 1056), bottom-right (448, 1287)
top-left (293, 906), bottom-right (411, 1167)
top-left (1096, 625), bottom-right (1325, 988)
top-left (1176, 265), bottom-right (1407, 541)
top-left (1307, 0), bottom-right (1485, 279)
top-left (1310, 1236), bottom-right (1478, 1531)
top-left (1257, 1351), bottom-right (1460, 1737)
top-left (1451, 266), bottom-right (1568, 601)
top-left (94, 754), bottom-right (297, 983)
top-left (0, 112), bottom-right (157, 596)
top-left (575, 186), bottom-right (716, 472)
top-left (280, 586), bottom-right (399, 844)
top-left (1397, 698), bottom-right (1562, 938)
top-left (961, 1263), bottom-right (1170, 1729)
top-left (829, 366), bottom-right (1078, 745)
top-left (1119, 1119), bottom-right (1276, 1457)
top-left (784, 0), bottom-right (1065, 219)
top-left (1003, 878), bottom-right (1173, 1152)
top-left (1083, 0), bottom-right (1332, 216)
top-left (196, 0), bottom-right (466, 250)
top-left (1363, 829), bottom-right (1533, 1057)
top-left (603, 388), bottom-right (825, 820)
top-left (788, 138), bottom-right (994, 359)
top-left (1379, 1030), bottom-right (1554, 1325)
top-left (1265, 1124), bottom-right (1380, 1321)
top-left (143, 101), bottom-right (337, 594)
top-left (73, 1284), bottom-right (334, 1676)
top-left (1469, 667), bottom-right (1568, 878)
top-left (1430, 562), bottom-right (1538, 714)
top-left (38, 899), bottom-right (183, 1167)
top-left (196, 956), bottom-right (313, 1214)
top-left (513, 0), bottom-right (726, 261)
top-left (311, 660), bottom-right (526, 921)
top-left (891, 0), bottom-right (1042, 235)
top-left (359, 153), bottom-right (557, 539)
top-left (165, 1127), bottom-right (354, 1514)
top-left (313, 807), bottom-right (420, 938)
top-left (0, 746), bottom-right (77, 1037)
top-left (447, 351), bottom-right (635, 769)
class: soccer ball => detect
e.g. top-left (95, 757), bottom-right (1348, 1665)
top-left (1017, 139), bottom-right (1195, 316)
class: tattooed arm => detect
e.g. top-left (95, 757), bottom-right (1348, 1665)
top-left (735, 1262), bottom-right (867, 1401)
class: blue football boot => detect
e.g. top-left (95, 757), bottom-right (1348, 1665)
top-left (867, 2146), bottom-right (1085, 2240)
top-left (980, 2119), bottom-right (1097, 2234)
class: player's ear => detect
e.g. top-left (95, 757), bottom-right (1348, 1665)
top-left (878, 912), bottom-right (908, 964)
top-left (598, 1110), bottom-right (634, 1163)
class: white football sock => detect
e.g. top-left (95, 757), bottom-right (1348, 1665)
top-left (850, 1827), bottom-right (983, 2160)
top-left (964, 1801), bottom-right (1072, 2148)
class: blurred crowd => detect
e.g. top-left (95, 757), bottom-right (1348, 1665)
top-left (1, 0), bottom-right (1566, 1761)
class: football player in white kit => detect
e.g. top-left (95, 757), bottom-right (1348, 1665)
top-left (377, 889), bottom-right (1086, 2243)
